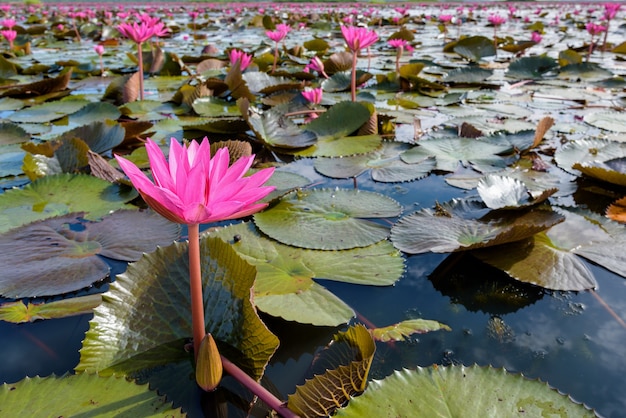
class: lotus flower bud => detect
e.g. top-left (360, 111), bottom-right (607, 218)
top-left (195, 333), bottom-right (223, 392)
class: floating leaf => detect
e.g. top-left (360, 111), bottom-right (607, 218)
top-left (453, 36), bottom-right (495, 62)
top-left (0, 294), bottom-right (102, 324)
top-left (0, 174), bottom-right (136, 233)
top-left (506, 55), bottom-right (558, 80)
top-left (0, 211), bottom-right (179, 298)
top-left (212, 222), bottom-right (404, 326)
top-left (295, 134), bottom-right (382, 158)
top-left (401, 136), bottom-right (512, 173)
top-left (335, 365), bottom-right (598, 417)
top-left (477, 175), bottom-right (556, 209)
top-left (77, 237), bottom-right (279, 383)
top-left (573, 158), bottom-right (626, 187)
top-left (0, 68), bottom-right (72, 98)
top-left (583, 112), bottom-right (626, 133)
top-left (607, 196), bottom-right (626, 223)
top-left (254, 188), bottom-right (402, 250)
top-left (473, 207), bottom-right (625, 291)
top-left (288, 325), bottom-right (376, 417)
top-left (554, 138), bottom-right (626, 175)
top-left (370, 319), bottom-right (450, 342)
top-left (0, 374), bottom-right (185, 417)
top-left (558, 63), bottom-right (613, 81)
top-left (0, 122), bottom-right (29, 145)
top-left (314, 141), bottom-right (435, 182)
top-left (443, 66), bottom-right (493, 84)
top-left (391, 205), bottom-right (564, 255)
top-left (304, 101), bottom-right (371, 140)
top-left (192, 97), bottom-right (240, 117)
top-left (8, 99), bottom-right (89, 123)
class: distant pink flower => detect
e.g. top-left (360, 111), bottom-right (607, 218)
top-left (341, 25), bottom-right (379, 52)
top-left (1, 19), bottom-right (16, 29)
top-left (531, 31), bottom-right (542, 43)
top-left (488, 14), bottom-right (506, 26)
top-left (275, 23), bottom-right (291, 34)
top-left (1, 29), bottom-right (16, 49)
top-left (388, 39), bottom-right (412, 73)
top-left (302, 87), bottom-right (323, 105)
top-left (604, 3), bottom-right (620, 20)
top-left (439, 14), bottom-right (453, 23)
top-left (114, 137), bottom-right (275, 225)
top-left (586, 22), bottom-right (607, 36)
top-left (228, 49), bottom-right (253, 71)
top-left (94, 44), bottom-right (104, 55)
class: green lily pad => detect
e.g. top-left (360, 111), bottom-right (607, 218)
top-left (558, 63), bottom-right (613, 81)
top-left (391, 204), bottom-right (564, 255)
top-left (0, 174), bottom-right (137, 233)
top-left (335, 365), bottom-right (598, 417)
top-left (67, 101), bottom-right (121, 127)
top-left (473, 207), bottom-right (626, 291)
top-left (8, 98), bottom-right (89, 123)
top-left (294, 134), bottom-right (383, 158)
top-left (554, 138), bottom-right (626, 175)
top-left (453, 36), bottom-right (496, 62)
top-left (243, 103), bottom-right (317, 149)
top-left (0, 210), bottom-right (179, 298)
top-left (573, 158), bottom-right (626, 187)
top-left (254, 188), bottom-right (402, 250)
top-left (371, 318), bottom-right (451, 342)
top-left (192, 97), bottom-right (240, 117)
top-left (77, 236), bottom-right (279, 383)
top-left (314, 141), bottom-right (435, 182)
top-left (443, 65), bottom-right (493, 84)
top-left (506, 55), bottom-right (558, 80)
top-left (401, 136), bottom-right (512, 173)
top-left (304, 101), bottom-right (371, 140)
top-left (0, 294), bottom-right (102, 323)
top-left (55, 120), bottom-right (125, 155)
top-left (0, 122), bottom-right (29, 145)
top-left (211, 222), bottom-right (404, 326)
top-left (0, 373), bottom-right (185, 417)
top-left (477, 175), bottom-right (557, 209)
top-left (583, 112), bottom-right (626, 133)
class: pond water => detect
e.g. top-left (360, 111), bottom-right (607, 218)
top-left (1, 2), bottom-right (626, 417)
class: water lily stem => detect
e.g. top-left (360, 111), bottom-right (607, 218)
top-left (350, 51), bottom-right (357, 102)
top-left (137, 42), bottom-right (145, 100)
top-left (188, 223), bottom-right (205, 361)
top-left (220, 355), bottom-right (299, 418)
top-left (272, 42), bottom-right (279, 74)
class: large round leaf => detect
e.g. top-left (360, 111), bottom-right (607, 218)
top-left (583, 112), bottom-right (626, 133)
top-left (304, 101), bottom-right (371, 140)
top-left (211, 222), bottom-right (404, 326)
top-left (0, 174), bottom-right (137, 233)
top-left (0, 374), bottom-right (184, 417)
top-left (391, 207), bottom-right (564, 254)
top-left (452, 36), bottom-right (496, 61)
top-left (335, 365), bottom-right (598, 417)
top-left (554, 138), bottom-right (626, 175)
top-left (254, 188), bottom-right (402, 250)
top-left (77, 236), bottom-right (279, 383)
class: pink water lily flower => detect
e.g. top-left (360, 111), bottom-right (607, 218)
top-left (1, 18), bottom-right (16, 29)
top-left (118, 20), bottom-right (167, 43)
top-left (228, 49), bottom-right (253, 71)
top-left (531, 31), bottom-right (542, 43)
top-left (488, 14), bottom-right (506, 26)
top-left (586, 22), bottom-right (607, 36)
top-left (305, 56), bottom-right (328, 78)
top-left (115, 138), bottom-right (275, 225)
top-left (266, 28), bottom-right (287, 43)
top-left (341, 25), bottom-right (379, 52)
top-left (302, 87), bottom-right (323, 105)
top-left (1, 29), bottom-right (16, 50)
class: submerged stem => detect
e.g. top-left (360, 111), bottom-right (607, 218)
top-left (188, 223), bottom-right (205, 360)
top-left (221, 356), bottom-right (299, 417)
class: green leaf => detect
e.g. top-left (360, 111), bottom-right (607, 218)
top-left (473, 207), bottom-right (624, 291)
top-left (212, 222), bottom-right (404, 326)
top-left (558, 63), bottom-right (613, 81)
top-left (288, 325), bottom-right (376, 417)
top-left (506, 55), bottom-right (558, 80)
top-left (0, 174), bottom-right (137, 233)
top-left (192, 97), bottom-right (240, 117)
top-left (56, 120), bottom-right (125, 154)
top-left (391, 205), bottom-right (564, 255)
top-left (305, 101), bottom-right (371, 140)
top-left (573, 158), bottom-right (626, 187)
top-left (401, 136), bottom-right (512, 173)
top-left (0, 374), bottom-right (184, 417)
top-left (254, 188), bottom-right (402, 250)
top-left (67, 101), bottom-right (121, 127)
top-left (0, 122), bottom-right (29, 145)
top-left (583, 111), bottom-right (626, 133)
top-left (0, 211), bottom-right (179, 298)
top-left (453, 36), bottom-right (496, 62)
top-left (314, 142), bottom-right (435, 182)
top-left (554, 138), bottom-right (626, 175)
top-left (335, 365), bottom-right (598, 417)
top-left (443, 65), bottom-right (493, 84)
top-left (77, 236), bottom-right (279, 383)
top-left (8, 98), bottom-right (89, 123)
top-left (294, 134), bottom-right (383, 158)
top-left (243, 102), bottom-right (317, 149)
top-left (371, 319), bottom-right (451, 342)
top-left (0, 294), bottom-right (102, 323)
